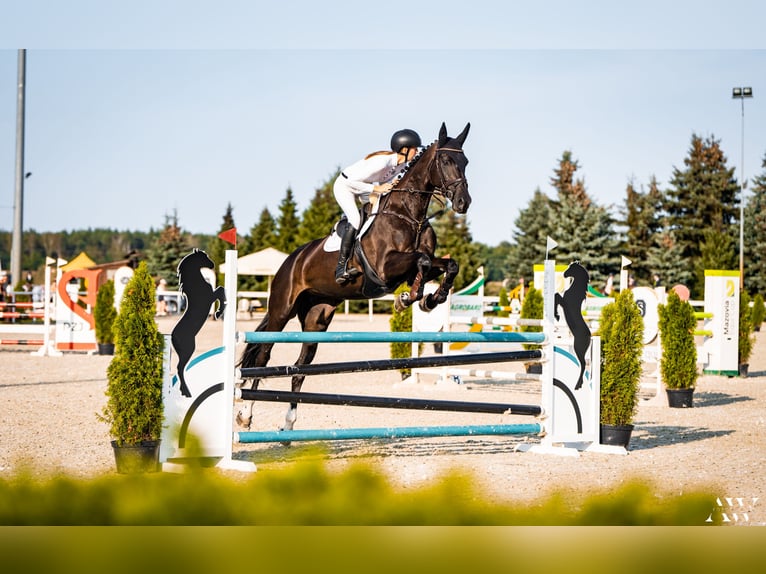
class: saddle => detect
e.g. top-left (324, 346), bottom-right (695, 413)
top-left (330, 206), bottom-right (390, 298)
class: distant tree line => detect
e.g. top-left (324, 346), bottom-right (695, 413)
top-left (3, 131), bottom-right (766, 301)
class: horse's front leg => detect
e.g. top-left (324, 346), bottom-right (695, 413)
top-left (394, 253), bottom-right (432, 312)
top-left (419, 256), bottom-right (459, 312)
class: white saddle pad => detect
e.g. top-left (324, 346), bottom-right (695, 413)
top-left (322, 214), bottom-right (377, 253)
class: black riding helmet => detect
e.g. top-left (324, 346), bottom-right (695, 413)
top-left (390, 129), bottom-right (421, 153)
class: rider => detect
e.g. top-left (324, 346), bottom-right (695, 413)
top-left (333, 128), bottom-right (422, 284)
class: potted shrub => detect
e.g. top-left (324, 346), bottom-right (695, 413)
top-left (596, 289), bottom-right (644, 448)
top-left (98, 262), bottom-right (165, 473)
top-left (751, 293), bottom-right (764, 333)
top-left (738, 290), bottom-right (755, 377)
top-left (658, 290), bottom-right (698, 407)
top-left (390, 283), bottom-right (417, 379)
top-left (519, 286), bottom-right (543, 373)
top-left (94, 278), bottom-right (117, 355)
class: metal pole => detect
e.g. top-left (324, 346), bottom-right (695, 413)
top-left (10, 49), bottom-right (26, 291)
top-left (740, 94), bottom-right (745, 289)
top-left (238, 350), bottom-right (543, 379)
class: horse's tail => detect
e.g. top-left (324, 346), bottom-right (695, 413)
top-left (238, 313), bottom-right (270, 368)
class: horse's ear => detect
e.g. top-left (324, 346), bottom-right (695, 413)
top-left (455, 123), bottom-right (470, 147)
top-left (438, 122), bottom-right (448, 146)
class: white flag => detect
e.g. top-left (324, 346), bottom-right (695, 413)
top-left (546, 236), bottom-right (558, 252)
top-left (57, 258), bottom-right (68, 266)
top-left (621, 255), bottom-right (632, 268)
top-left (45, 257), bottom-right (56, 266)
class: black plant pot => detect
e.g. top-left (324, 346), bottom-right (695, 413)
top-left (600, 424), bottom-right (634, 448)
top-left (111, 440), bottom-right (160, 474)
top-left (666, 388), bottom-right (694, 408)
top-left (524, 362), bottom-right (543, 374)
top-left (98, 343), bottom-right (115, 355)
top-left (739, 363), bottom-right (749, 378)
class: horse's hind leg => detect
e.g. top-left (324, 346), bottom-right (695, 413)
top-left (280, 303), bottom-right (336, 442)
top-left (281, 343), bottom-right (319, 433)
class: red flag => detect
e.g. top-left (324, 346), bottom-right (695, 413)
top-left (218, 227), bottom-right (237, 246)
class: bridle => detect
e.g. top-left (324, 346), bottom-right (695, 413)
top-left (433, 147), bottom-right (467, 200)
top-left (379, 144), bottom-right (468, 240)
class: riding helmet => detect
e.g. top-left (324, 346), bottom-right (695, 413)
top-left (390, 129), bottom-right (422, 153)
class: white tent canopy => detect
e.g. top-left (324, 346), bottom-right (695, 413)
top-left (220, 247), bottom-right (289, 302)
top-left (226, 247), bottom-right (289, 276)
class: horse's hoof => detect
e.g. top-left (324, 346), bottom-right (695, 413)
top-left (419, 296), bottom-right (436, 313)
top-left (394, 292), bottom-right (411, 312)
top-left (235, 411), bottom-right (252, 429)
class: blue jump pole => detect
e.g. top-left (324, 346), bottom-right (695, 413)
top-left (238, 331), bottom-right (546, 344)
top-left (235, 423), bottom-right (542, 444)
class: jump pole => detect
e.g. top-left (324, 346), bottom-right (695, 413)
top-left (237, 423), bottom-right (542, 444)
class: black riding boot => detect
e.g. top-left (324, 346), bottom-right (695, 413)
top-left (335, 225), bottom-right (356, 284)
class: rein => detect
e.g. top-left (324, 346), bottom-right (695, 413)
top-left (378, 144), bottom-right (464, 241)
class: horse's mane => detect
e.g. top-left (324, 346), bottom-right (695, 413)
top-left (391, 141), bottom-right (434, 190)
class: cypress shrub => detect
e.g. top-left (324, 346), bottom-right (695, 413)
top-left (519, 286), bottom-right (543, 351)
top-left (390, 283), bottom-right (415, 378)
top-left (94, 279), bottom-right (117, 345)
top-left (597, 289), bottom-right (644, 426)
top-left (739, 290), bottom-right (755, 366)
top-left (751, 293), bottom-right (764, 332)
top-left (658, 291), bottom-right (698, 390)
top-left (99, 262), bottom-right (165, 446)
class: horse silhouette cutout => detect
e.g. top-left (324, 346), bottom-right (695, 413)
top-left (171, 249), bottom-right (226, 397)
top-left (554, 262), bottom-right (592, 390)
top-left (238, 122), bottom-right (471, 436)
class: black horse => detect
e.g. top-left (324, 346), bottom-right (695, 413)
top-left (171, 249), bottom-right (226, 397)
top-left (238, 122), bottom-right (471, 432)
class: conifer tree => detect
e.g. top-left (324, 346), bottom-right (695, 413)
top-left (145, 211), bottom-right (191, 289)
top-left (744, 152), bottom-right (766, 295)
top-left (240, 207), bottom-right (278, 292)
top-left (507, 188), bottom-right (551, 285)
top-left (622, 176), bottom-right (664, 283)
top-left (275, 187), bottom-right (301, 254)
top-left (431, 210), bottom-right (482, 292)
top-left (242, 208), bottom-right (278, 254)
top-left (297, 171), bottom-right (342, 245)
top-left (697, 229), bottom-right (737, 286)
top-left (210, 203), bottom-right (237, 287)
top-left (646, 228), bottom-right (693, 289)
top-left (547, 151), bottom-right (617, 286)
top-left (665, 134), bottom-right (739, 296)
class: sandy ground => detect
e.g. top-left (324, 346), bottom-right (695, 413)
top-left (1, 312), bottom-right (764, 523)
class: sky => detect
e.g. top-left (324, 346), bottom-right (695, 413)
top-left (1, 1), bottom-right (765, 250)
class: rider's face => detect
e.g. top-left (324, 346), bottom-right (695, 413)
top-left (398, 147), bottom-right (417, 164)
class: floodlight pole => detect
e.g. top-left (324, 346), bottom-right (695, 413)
top-left (732, 86), bottom-right (753, 290)
top-left (10, 49), bottom-right (26, 291)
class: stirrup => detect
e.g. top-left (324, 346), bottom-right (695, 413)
top-left (335, 263), bottom-right (351, 284)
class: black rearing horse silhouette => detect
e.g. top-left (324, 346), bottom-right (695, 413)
top-left (554, 262), bottom-right (592, 390)
top-left (238, 122), bottom-right (471, 433)
top-left (171, 249), bottom-right (226, 397)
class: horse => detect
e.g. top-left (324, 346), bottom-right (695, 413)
top-left (237, 122), bottom-right (471, 433)
top-left (554, 262), bottom-right (592, 390)
top-left (171, 249), bottom-right (226, 397)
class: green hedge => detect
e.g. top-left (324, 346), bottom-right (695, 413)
top-left (0, 460), bottom-right (719, 526)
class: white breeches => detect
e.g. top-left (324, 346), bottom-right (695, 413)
top-left (333, 179), bottom-right (368, 230)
